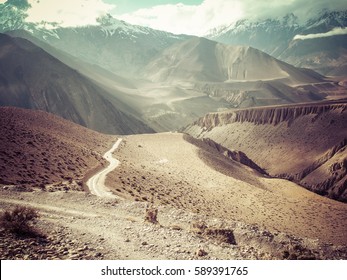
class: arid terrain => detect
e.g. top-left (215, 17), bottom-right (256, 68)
top-left (107, 133), bottom-right (347, 245)
top-left (1, 108), bottom-right (346, 260)
top-left (184, 101), bottom-right (347, 202)
top-left (0, 107), bottom-right (114, 190)
top-left (1, 3), bottom-right (347, 262)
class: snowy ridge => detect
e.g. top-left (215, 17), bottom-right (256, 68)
top-left (0, 4), bottom-right (183, 43)
top-left (206, 14), bottom-right (300, 39)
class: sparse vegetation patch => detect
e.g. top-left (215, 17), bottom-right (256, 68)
top-left (1, 206), bottom-right (42, 237)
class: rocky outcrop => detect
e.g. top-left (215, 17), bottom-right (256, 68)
top-left (194, 103), bottom-right (347, 130)
top-left (0, 228), bottom-right (105, 260)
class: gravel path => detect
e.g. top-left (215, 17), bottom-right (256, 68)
top-left (86, 138), bottom-right (123, 199)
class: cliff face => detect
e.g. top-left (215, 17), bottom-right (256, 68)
top-left (184, 102), bottom-right (347, 202)
top-left (194, 103), bottom-right (347, 129)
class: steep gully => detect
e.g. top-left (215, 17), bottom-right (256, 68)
top-left (86, 138), bottom-right (123, 199)
top-left (185, 102), bottom-right (347, 202)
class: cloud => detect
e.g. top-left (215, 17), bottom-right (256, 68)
top-left (115, 0), bottom-right (346, 35)
top-left (241, 0), bottom-right (347, 22)
top-left (2, 0), bottom-right (346, 34)
top-left (25, 0), bottom-right (116, 27)
top-left (293, 27), bottom-right (347, 40)
top-left (117, 0), bottom-right (244, 36)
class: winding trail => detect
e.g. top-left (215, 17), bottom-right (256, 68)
top-left (87, 138), bottom-right (123, 198)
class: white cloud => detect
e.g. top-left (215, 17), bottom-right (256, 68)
top-left (117, 0), bottom-right (244, 36)
top-left (241, 0), bottom-right (347, 23)
top-left (293, 27), bottom-right (347, 40)
top-left (25, 0), bottom-right (116, 27)
top-left (2, 0), bottom-right (346, 35)
top-left (115, 0), bottom-right (347, 35)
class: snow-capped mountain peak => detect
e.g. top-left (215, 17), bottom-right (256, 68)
top-left (96, 14), bottom-right (149, 37)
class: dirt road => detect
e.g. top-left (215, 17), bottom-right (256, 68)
top-left (86, 138), bottom-right (122, 198)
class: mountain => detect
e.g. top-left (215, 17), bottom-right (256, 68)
top-left (278, 34), bottom-right (347, 76)
top-left (144, 37), bottom-right (323, 84)
top-left (2, 31), bottom-right (231, 133)
top-left (0, 2), bottom-right (190, 77)
top-left (183, 100), bottom-right (347, 202)
top-left (1, 3), bottom-right (345, 132)
top-left (0, 33), bottom-right (154, 134)
top-left (143, 37), bottom-right (337, 108)
top-left (207, 10), bottom-right (347, 76)
top-left (207, 13), bottom-right (300, 57)
top-left (5, 29), bottom-right (138, 90)
top-left (0, 106), bottom-right (114, 188)
top-left (31, 15), bottom-right (189, 77)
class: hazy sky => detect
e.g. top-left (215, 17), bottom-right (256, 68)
top-left (2, 0), bottom-right (346, 35)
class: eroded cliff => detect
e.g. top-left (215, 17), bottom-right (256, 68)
top-left (193, 102), bottom-right (347, 129)
top-left (184, 102), bottom-right (347, 202)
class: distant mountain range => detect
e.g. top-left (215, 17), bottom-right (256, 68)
top-left (0, 1), bottom-right (189, 77)
top-left (207, 10), bottom-right (347, 76)
top-left (2, 1), bottom-right (346, 77)
top-left (144, 37), bottom-right (323, 84)
top-left (144, 37), bottom-right (347, 109)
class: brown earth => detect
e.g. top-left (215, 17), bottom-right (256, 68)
top-left (184, 101), bottom-right (347, 202)
top-left (3, 188), bottom-right (346, 260)
top-left (106, 132), bottom-right (347, 246)
top-left (1, 108), bottom-right (346, 260)
top-left (0, 107), bottom-right (115, 190)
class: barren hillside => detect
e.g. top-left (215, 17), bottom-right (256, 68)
top-left (105, 133), bottom-right (347, 245)
top-left (0, 110), bottom-right (346, 260)
top-left (0, 34), bottom-right (153, 134)
top-left (0, 107), bottom-right (115, 189)
top-left (144, 37), bottom-right (323, 84)
top-left (184, 101), bottom-right (347, 202)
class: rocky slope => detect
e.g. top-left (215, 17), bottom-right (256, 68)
top-left (105, 133), bottom-right (347, 246)
top-left (0, 107), bottom-right (115, 188)
top-left (0, 33), bottom-right (153, 134)
top-left (184, 101), bottom-right (347, 202)
top-left (279, 34), bottom-right (347, 76)
top-left (2, 189), bottom-right (346, 260)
